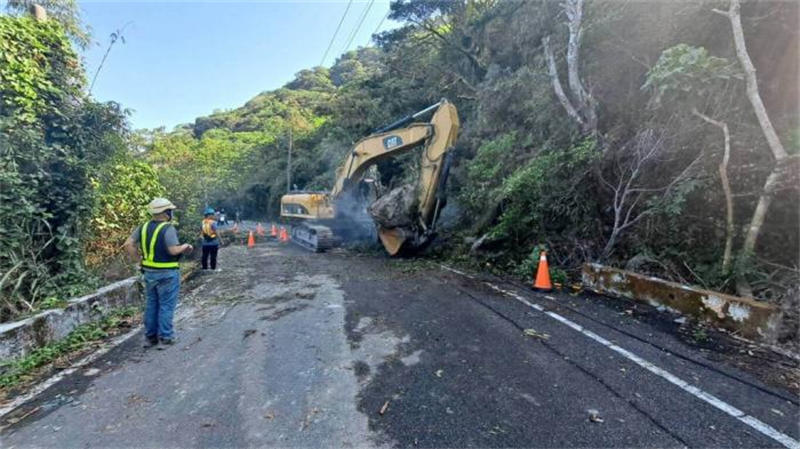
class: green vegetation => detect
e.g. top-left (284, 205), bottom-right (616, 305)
top-left (0, 15), bottom-right (140, 320)
top-left (86, 158), bottom-right (166, 270)
top-left (0, 306), bottom-right (137, 389)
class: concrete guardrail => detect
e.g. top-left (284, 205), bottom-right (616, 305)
top-left (581, 263), bottom-right (782, 342)
top-left (0, 277), bottom-right (142, 363)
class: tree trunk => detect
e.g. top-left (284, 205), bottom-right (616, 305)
top-left (714, 0), bottom-right (788, 296)
top-left (717, 0), bottom-right (788, 161)
top-left (692, 109), bottom-right (734, 274)
top-left (564, 0), bottom-right (597, 134)
top-left (542, 36), bottom-right (585, 129)
top-left (742, 168), bottom-right (781, 255)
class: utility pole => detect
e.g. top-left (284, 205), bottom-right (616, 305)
top-left (286, 126), bottom-right (293, 193)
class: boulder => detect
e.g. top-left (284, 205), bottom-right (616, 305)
top-left (369, 184), bottom-right (418, 228)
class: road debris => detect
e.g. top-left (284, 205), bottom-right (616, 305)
top-left (83, 368), bottom-right (100, 376)
top-left (434, 369), bottom-right (444, 378)
top-left (182, 336), bottom-right (203, 351)
top-left (771, 408), bottom-right (784, 416)
top-left (242, 329), bottom-right (257, 340)
top-left (6, 406), bottom-right (41, 425)
top-left (126, 394), bottom-right (151, 406)
top-left (380, 400), bottom-right (390, 415)
top-left (674, 317), bottom-right (687, 324)
top-left (300, 407), bottom-right (320, 431)
top-left (489, 425), bottom-right (507, 435)
top-left (523, 329), bottom-right (550, 340)
top-left (587, 409), bottom-right (604, 423)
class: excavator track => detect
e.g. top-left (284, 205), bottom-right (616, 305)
top-left (290, 223), bottom-right (339, 252)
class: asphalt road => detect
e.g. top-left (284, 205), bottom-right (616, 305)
top-left (2, 241), bottom-right (798, 448)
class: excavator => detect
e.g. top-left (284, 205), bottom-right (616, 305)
top-left (280, 99), bottom-right (459, 256)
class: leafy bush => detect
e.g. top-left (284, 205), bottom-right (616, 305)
top-left (490, 138), bottom-right (600, 263)
top-left (85, 158), bottom-right (166, 269)
top-left (461, 132), bottom-right (521, 216)
top-left (0, 16), bottom-right (127, 320)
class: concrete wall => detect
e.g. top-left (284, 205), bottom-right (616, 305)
top-left (581, 263), bottom-right (782, 342)
top-left (0, 278), bottom-right (141, 362)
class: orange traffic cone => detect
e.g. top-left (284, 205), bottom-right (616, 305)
top-left (256, 223), bottom-right (265, 237)
top-left (270, 223), bottom-right (278, 238)
top-left (247, 230), bottom-right (255, 248)
top-left (533, 251), bottom-right (552, 291)
top-left (279, 227), bottom-right (289, 243)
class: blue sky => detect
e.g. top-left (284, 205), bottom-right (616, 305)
top-left (78, 1), bottom-right (397, 130)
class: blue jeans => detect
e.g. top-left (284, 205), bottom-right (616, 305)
top-left (143, 269), bottom-right (180, 340)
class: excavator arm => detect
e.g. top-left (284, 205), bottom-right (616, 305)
top-left (332, 99), bottom-right (459, 254)
top-left (280, 99), bottom-right (459, 255)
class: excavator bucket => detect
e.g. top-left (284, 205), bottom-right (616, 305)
top-left (377, 227), bottom-right (408, 256)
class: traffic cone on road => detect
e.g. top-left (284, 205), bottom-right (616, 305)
top-left (533, 251), bottom-right (552, 291)
top-left (279, 227), bottom-right (289, 243)
top-left (247, 230), bottom-right (255, 249)
top-left (270, 223), bottom-right (278, 238)
top-left (256, 223), bottom-right (265, 237)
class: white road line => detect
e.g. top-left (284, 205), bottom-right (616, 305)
top-left (0, 326), bottom-right (141, 419)
top-left (441, 265), bottom-right (800, 449)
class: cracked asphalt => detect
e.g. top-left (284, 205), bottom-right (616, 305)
top-left (1, 241), bottom-right (798, 448)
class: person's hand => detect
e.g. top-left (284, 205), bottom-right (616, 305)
top-left (183, 244), bottom-right (194, 254)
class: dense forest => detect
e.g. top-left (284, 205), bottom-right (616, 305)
top-left (1, 0), bottom-right (797, 341)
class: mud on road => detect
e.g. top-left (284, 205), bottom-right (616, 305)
top-left (1, 241), bottom-right (798, 448)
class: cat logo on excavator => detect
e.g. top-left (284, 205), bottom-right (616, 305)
top-left (383, 135), bottom-right (403, 149)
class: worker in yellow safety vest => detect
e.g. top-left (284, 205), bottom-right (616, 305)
top-left (124, 198), bottom-right (193, 349)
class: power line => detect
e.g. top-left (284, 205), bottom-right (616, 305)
top-left (369, 10), bottom-right (389, 44)
top-left (341, 0), bottom-right (375, 54)
top-left (319, 0), bottom-right (354, 67)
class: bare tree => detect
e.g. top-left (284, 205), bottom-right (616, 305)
top-left (89, 23), bottom-right (131, 95)
top-left (599, 130), bottom-right (700, 260)
top-left (712, 0), bottom-right (789, 296)
top-left (692, 109), bottom-right (734, 274)
top-left (542, 0), bottom-right (597, 135)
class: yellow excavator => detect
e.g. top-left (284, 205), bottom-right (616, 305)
top-left (280, 99), bottom-right (459, 255)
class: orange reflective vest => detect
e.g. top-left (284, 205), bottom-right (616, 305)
top-left (202, 218), bottom-right (217, 239)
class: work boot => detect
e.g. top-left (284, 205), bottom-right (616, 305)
top-left (157, 337), bottom-right (175, 350)
top-left (143, 336), bottom-right (158, 348)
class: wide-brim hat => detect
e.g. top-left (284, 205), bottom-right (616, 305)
top-left (147, 197), bottom-right (177, 215)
